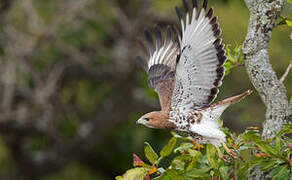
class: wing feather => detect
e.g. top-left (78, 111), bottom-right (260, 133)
top-left (137, 26), bottom-right (180, 111)
top-left (171, 0), bottom-right (226, 109)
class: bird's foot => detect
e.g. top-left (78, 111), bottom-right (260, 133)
top-left (222, 142), bottom-right (237, 159)
top-left (216, 147), bottom-right (231, 163)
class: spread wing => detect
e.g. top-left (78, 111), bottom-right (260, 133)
top-left (137, 26), bottom-right (180, 111)
top-left (171, 0), bottom-right (226, 109)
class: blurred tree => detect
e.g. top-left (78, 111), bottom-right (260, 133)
top-left (0, 0), bottom-right (290, 179)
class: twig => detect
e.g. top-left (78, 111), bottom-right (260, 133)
top-left (280, 60), bottom-right (292, 83)
top-left (232, 143), bottom-right (238, 180)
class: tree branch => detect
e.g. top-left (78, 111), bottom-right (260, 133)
top-left (242, 0), bottom-right (288, 140)
top-left (280, 60), bottom-right (292, 83)
top-left (242, 0), bottom-right (289, 179)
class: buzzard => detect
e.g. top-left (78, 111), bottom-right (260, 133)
top-left (136, 0), bottom-right (251, 160)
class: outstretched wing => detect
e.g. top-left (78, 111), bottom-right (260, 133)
top-left (171, 0), bottom-right (226, 109)
top-left (137, 26), bottom-right (180, 111)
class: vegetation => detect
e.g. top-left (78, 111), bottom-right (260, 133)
top-left (117, 124), bottom-right (292, 180)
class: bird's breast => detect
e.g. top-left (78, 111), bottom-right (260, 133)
top-left (169, 109), bottom-right (203, 131)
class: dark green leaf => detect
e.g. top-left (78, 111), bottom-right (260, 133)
top-left (219, 166), bottom-right (229, 180)
top-left (171, 158), bottom-right (185, 170)
top-left (237, 164), bottom-right (249, 180)
top-left (276, 124), bottom-right (292, 137)
top-left (184, 167), bottom-right (211, 178)
top-left (155, 169), bottom-right (185, 180)
top-left (260, 160), bottom-right (282, 171)
top-left (174, 143), bottom-right (193, 153)
top-left (160, 137), bottom-right (177, 157)
top-left (275, 136), bottom-right (281, 154)
top-left (144, 142), bottom-right (158, 165)
top-left (269, 165), bottom-right (290, 180)
top-left (187, 149), bottom-right (202, 159)
top-left (206, 144), bottom-right (218, 169)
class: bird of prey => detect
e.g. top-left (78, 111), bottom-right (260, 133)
top-left (136, 0), bottom-right (251, 159)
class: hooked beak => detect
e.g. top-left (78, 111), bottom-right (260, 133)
top-left (136, 118), bottom-right (142, 125)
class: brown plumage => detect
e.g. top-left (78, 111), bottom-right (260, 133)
top-left (138, 111), bottom-right (176, 130)
top-left (135, 0), bottom-right (252, 157)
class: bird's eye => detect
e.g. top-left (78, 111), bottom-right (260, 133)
top-left (144, 118), bottom-right (150, 121)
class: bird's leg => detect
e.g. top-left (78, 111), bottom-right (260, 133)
top-left (222, 142), bottom-right (237, 159)
top-left (216, 147), bottom-right (229, 162)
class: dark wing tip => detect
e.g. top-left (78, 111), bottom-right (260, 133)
top-left (207, 87), bottom-right (218, 102)
top-left (206, 8), bottom-right (213, 18)
top-left (165, 26), bottom-right (173, 45)
top-left (144, 29), bottom-right (153, 44)
top-left (175, 6), bottom-right (183, 20)
top-left (210, 87), bottom-right (218, 95)
top-left (144, 29), bottom-right (154, 55)
top-left (192, 0), bottom-right (198, 8)
top-left (203, 0), bottom-right (208, 10)
top-left (214, 29), bottom-right (221, 37)
top-left (173, 25), bottom-right (181, 47)
top-left (182, 0), bottom-right (189, 13)
top-left (213, 38), bottom-right (221, 47)
top-left (154, 26), bottom-right (162, 49)
top-left (210, 16), bottom-right (217, 24)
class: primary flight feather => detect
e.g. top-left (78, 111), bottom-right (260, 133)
top-left (136, 0), bottom-right (251, 158)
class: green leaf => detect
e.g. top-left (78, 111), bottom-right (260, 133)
top-left (184, 167), bottom-right (211, 178)
top-left (187, 149), bottom-right (202, 159)
top-left (219, 166), bottom-right (229, 180)
top-left (116, 167), bottom-right (147, 180)
top-left (160, 137), bottom-right (177, 158)
top-left (144, 142), bottom-right (158, 165)
top-left (275, 136), bottom-right (282, 154)
top-left (269, 165), bottom-right (290, 180)
top-left (286, 20), bottom-right (292, 28)
top-left (276, 124), bottom-right (292, 137)
top-left (287, 0), bottom-right (292, 4)
top-left (206, 144), bottom-right (218, 169)
top-left (155, 169), bottom-right (185, 180)
top-left (260, 160), bottom-right (282, 171)
top-left (256, 143), bottom-right (278, 156)
top-left (174, 143), bottom-right (193, 153)
top-left (224, 61), bottom-right (232, 75)
top-left (237, 164), bottom-right (250, 180)
top-left (171, 157), bottom-right (185, 170)
top-left (242, 131), bottom-right (278, 156)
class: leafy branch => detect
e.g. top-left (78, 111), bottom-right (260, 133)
top-left (117, 124), bottom-right (292, 180)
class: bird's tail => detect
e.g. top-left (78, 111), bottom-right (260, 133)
top-left (208, 90), bottom-right (252, 121)
top-left (215, 90), bottom-right (253, 106)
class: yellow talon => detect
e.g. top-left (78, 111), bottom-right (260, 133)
top-left (216, 147), bottom-right (229, 162)
top-left (222, 142), bottom-right (237, 159)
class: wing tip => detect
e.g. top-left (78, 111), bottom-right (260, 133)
top-left (154, 25), bottom-right (163, 49)
top-left (203, 0), bottom-right (208, 10)
top-left (143, 29), bottom-right (155, 55)
top-left (192, 0), bottom-right (198, 9)
top-left (175, 6), bottom-right (183, 20)
top-left (205, 7), bottom-right (213, 18)
top-left (182, 0), bottom-right (189, 13)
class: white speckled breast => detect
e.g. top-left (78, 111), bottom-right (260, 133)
top-left (169, 108), bottom-right (203, 132)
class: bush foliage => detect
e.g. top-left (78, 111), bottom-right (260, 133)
top-left (117, 124), bottom-right (292, 180)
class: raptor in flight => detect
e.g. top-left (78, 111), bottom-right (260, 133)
top-left (136, 0), bottom-right (251, 159)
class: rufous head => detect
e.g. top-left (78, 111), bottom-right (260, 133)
top-left (136, 111), bottom-right (175, 130)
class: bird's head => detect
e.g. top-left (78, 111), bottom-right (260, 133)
top-left (136, 111), bottom-right (175, 130)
